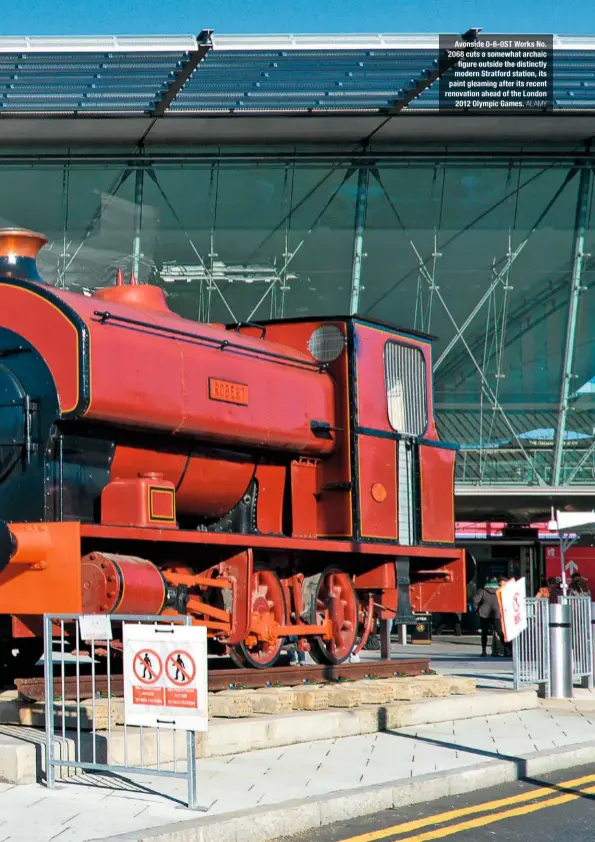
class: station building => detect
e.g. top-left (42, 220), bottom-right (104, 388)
top-left (2, 31), bottom-right (595, 591)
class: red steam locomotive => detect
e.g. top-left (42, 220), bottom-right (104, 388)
top-left (0, 229), bottom-right (465, 677)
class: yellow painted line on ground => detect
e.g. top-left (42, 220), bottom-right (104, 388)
top-left (387, 785), bottom-right (595, 842)
top-left (338, 772), bottom-right (595, 842)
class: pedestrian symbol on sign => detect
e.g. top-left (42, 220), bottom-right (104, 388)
top-left (174, 653), bottom-right (186, 681)
top-left (512, 593), bottom-right (522, 624)
top-left (166, 650), bottom-right (196, 686)
top-left (142, 653), bottom-right (153, 679)
top-left (132, 649), bottom-right (163, 685)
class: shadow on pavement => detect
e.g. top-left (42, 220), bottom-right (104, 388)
top-left (386, 730), bottom-right (595, 802)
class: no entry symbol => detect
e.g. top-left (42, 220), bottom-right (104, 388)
top-left (133, 649), bottom-right (163, 685)
top-left (166, 650), bottom-right (196, 685)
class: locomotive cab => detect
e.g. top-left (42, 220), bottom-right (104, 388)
top-left (254, 316), bottom-right (463, 619)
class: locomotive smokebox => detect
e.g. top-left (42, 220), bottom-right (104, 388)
top-left (0, 521), bottom-right (16, 576)
top-left (0, 228), bottom-right (48, 284)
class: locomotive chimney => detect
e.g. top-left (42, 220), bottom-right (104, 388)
top-left (0, 228), bottom-right (48, 283)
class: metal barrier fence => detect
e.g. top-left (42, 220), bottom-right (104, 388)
top-left (560, 595), bottom-right (594, 689)
top-left (44, 613), bottom-right (200, 809)
top-left (512, 597), bottom-right (551, 696)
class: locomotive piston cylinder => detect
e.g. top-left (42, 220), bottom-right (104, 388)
top-left (0, 522), bottom-right (53, 573)
top-left (81, 551), bottom-right (187, 617)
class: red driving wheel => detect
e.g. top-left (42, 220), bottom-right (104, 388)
top-left (230, 568), bottom-right (287, 669)
top-left (308, 567), bottom-right (358, 665)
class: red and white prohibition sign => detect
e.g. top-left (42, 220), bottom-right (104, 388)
top-left (132, 648), bottom-right (163, 684)
top-left (123, 623), bottom-right (208, 731)
top-left (165, 650), bottom-right (196, 685)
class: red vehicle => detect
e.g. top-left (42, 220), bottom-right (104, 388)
top-left (0, 228), bottom-right (465, 677)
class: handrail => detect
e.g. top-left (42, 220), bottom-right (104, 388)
top-left (92, 310), bottom-right (326, 372)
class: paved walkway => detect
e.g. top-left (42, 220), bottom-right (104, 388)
top-left (361, 635), bottom-right (515, 689)
top-left (2, 702), bottom-right (595, 842)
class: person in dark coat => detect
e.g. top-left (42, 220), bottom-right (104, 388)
top-left (473, 576), bottom-right (505, 658)
top-left (570, 573), bottom-right (591, 596)
top-left (548, 577), bottom-right (563, 602)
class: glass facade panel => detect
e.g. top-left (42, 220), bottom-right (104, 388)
top-left (0, 146), bottom-right (593, 490)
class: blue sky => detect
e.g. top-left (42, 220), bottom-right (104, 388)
top-left (4, 0), bottom-right (595, 36)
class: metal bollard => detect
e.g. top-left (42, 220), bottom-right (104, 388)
top-left (399, 624), bottom-right (407, 645)
top-left (549, 602), bottom-right (573, 699)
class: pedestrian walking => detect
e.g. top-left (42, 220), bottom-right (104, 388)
top-left (548, 577), bottom-right (563, 602)
top-left (288, 637), bottom-right (306, 666)
top-left (570, 573), bottom-right (591, 596)
top-left (472, 576), bottom-right (506, 658)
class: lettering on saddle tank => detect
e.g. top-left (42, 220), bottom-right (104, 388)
top-left (208, 378), bottom-right (249, 406)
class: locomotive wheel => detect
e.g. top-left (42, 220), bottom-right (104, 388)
top-left (230, 569), bottom-right (287, 669)
top-left (308, 567), bottom-right (358, 665)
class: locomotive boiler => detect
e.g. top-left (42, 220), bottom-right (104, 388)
top-left (0, 228), bottom-right (466, 676)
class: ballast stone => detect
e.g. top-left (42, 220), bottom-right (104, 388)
top-left (291, 686), bottom-right (330, 711)
top-left (412, 676), bottom-right (453, 697)
top-left (209, 692), bottom-right (254, 719)
top-left (327, 684), bottom-right (362, 708)
top-left (250, 692), bottom-right (295, 715)
top-left (447, 677), bottom-right (477, 695)
top-left (352, 681), bottom-right (395, 705)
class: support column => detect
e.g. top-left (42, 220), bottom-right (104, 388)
top-left (349, 166), bottom-right (369, 315)
top-left (380, 619), bottom-right (392, 660)
top-left (60, 162), bottom-right (70, 288)
top-left (131, 160), bottom-right (145, 281)
top-left (552, 165), bottom-right (593, 485)
top-left (395, 558), bottom-right (417, 624)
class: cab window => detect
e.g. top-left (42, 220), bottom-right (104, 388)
top-left (384, 341), bottom-right (427, 436)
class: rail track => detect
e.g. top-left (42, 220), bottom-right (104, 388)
top-left (14, 658), bottom-right (430, 701)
